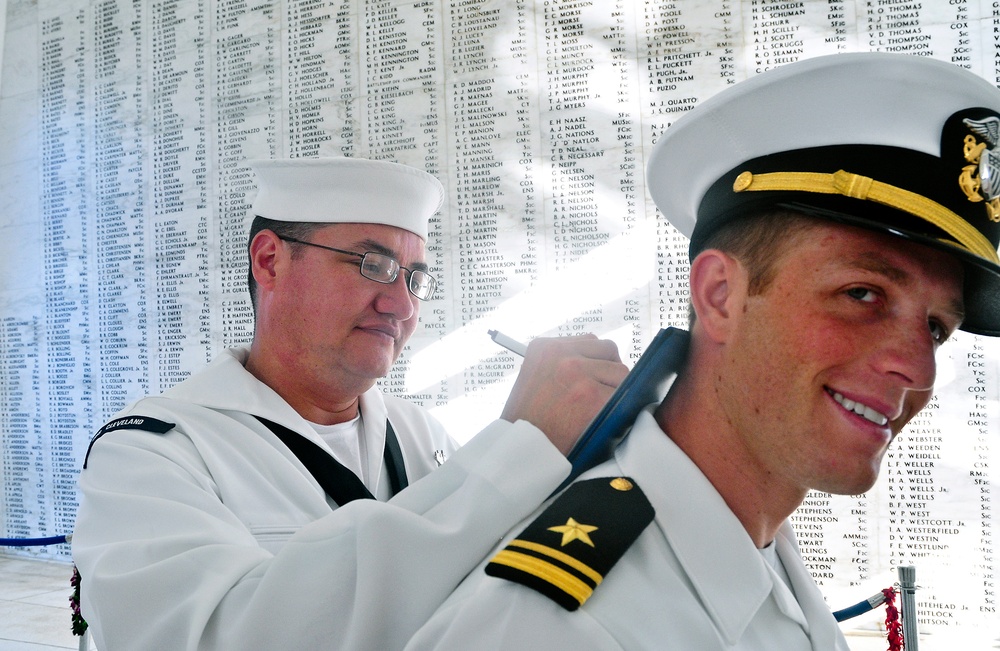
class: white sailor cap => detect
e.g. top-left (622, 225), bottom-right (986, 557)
top-left (647, 52), bottom-right (1000, 336)
top-left (248, 157), bottom-right (444, 241)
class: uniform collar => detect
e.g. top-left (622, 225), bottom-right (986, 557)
top-left (163, 347), bottom-right (300, 420)
top-left (614, 408), bottom-right (778, 644)
top-left (774, 524), bottom-right (846, 650)
top-left (163, 347), bottom-right (391, 496)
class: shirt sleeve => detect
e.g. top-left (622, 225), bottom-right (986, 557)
top-left (72, 416), bottom-right (569, 651)
top-left (404, 570), bottom-right (625, 651)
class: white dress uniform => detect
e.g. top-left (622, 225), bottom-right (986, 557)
top-left (72, 347), bottom-right (569, 651)
top-left (406, 407), bottom-right (852, 651)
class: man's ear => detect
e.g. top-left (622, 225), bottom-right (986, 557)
top-left (689, 249), bottom-right (746, 343)
top-left (249, 230), bottom-right (283, 291)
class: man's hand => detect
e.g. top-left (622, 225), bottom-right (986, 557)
top-left (501, 335), bottom-right (628, 455)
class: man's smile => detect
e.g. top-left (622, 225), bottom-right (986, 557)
top-left (827, 388), bottom-right (889, 426)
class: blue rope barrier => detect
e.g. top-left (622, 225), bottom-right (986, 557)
top-left (833, 590), bottom-right (888, 622)
top-left (0, 534), bottom-right (70, 547)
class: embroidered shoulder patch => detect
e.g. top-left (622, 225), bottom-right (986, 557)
top-left (83, 416), bottom-right (176, 469)
top-left (485, 476), bottom-right (654, 611)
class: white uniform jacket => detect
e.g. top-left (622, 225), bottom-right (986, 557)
top-left (407, 407), bottom-right (852, 651)
top-left (72, 347), bottom-right (569, 651)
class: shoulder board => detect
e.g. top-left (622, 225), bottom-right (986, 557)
top-left (83, 416), bottom-right (176, 469)
top-left (485, 476), bottom-right (654, 611)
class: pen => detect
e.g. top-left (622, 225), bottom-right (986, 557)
top-left (488, 329), bottom-right (528, 357)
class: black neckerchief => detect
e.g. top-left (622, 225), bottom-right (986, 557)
top-left (255, 416), bottom-right (408, 505)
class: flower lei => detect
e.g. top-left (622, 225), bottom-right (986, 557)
top-left (70, 564), bottom-right (89, 636)
top-left (882, 586), bottom-right (903, 651)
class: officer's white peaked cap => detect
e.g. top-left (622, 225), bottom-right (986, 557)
top-left (647, 52), bottom-right (1000, 336)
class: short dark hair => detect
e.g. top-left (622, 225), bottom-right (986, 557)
top-left (688, 209), bottom-right (821, 324)
top-left (246, 216), bottom-right (327, 314)
top-left (700, 209), bottom-right (820, 294)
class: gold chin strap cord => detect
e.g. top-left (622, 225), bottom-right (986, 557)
top-left (732, 169), bottom-right (1000, 264)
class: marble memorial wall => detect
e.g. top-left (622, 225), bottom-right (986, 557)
top-left (0, 0), bottom-right (997, 644)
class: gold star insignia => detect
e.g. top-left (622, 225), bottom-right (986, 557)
top-left (548, 517), bottom-right (598, 547)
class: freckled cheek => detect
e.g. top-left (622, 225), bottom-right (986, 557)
top-left (791, 312), bottom-right (864, 360)
top-left (769, 321), bottom-right (832, 364)
top-left (807, 336), bottom-right (855, 366)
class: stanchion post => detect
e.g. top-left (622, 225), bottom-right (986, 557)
top-left (898, 565), bottom-right (918, 651)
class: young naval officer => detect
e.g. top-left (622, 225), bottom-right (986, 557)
top-left (404, 53), bottom-right (1000, 650)
top-left (72, 157), bottom-right (629, 651)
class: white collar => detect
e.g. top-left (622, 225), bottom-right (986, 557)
top-left (611, 407), bottom-right (844, 649)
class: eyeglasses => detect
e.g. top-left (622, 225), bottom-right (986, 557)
top-left (278, 236), bottom-right (437, 300)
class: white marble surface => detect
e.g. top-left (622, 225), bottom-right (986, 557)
top-left (0, 554), bottom-right (92, 651)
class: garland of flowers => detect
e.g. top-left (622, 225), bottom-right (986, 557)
top-left (882, 587), bottom-right (903, 651)
top-left (70, 565), bottom-right (88, 636)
